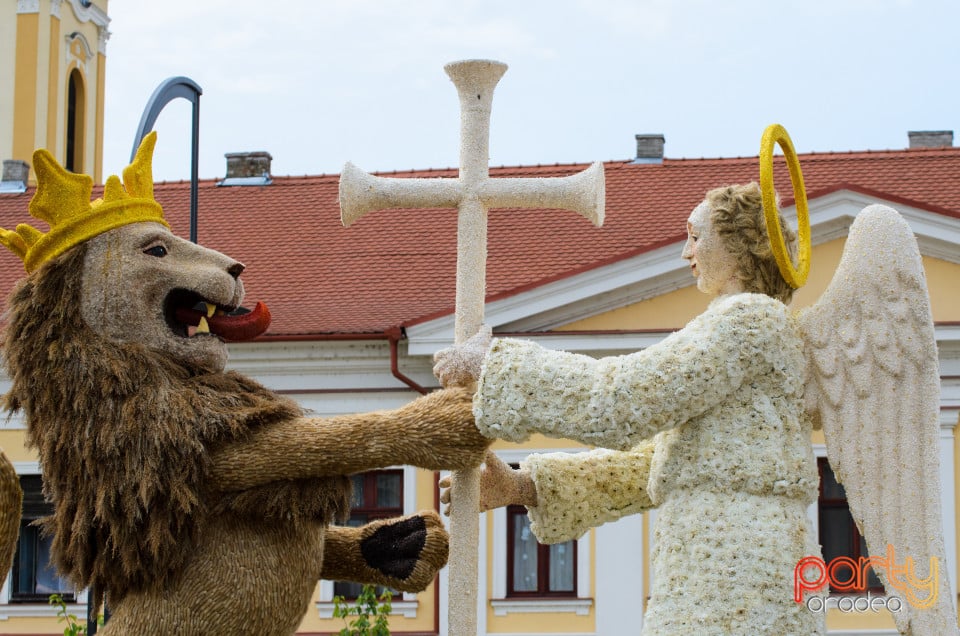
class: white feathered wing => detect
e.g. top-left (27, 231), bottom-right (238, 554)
top-left (797, 204), bottom-right (957, 635)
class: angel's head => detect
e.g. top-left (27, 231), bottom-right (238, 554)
top-left (682, 182), bottom-right (796, 304)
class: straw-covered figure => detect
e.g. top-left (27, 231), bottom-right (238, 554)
top-left (0, 132), bottom-right (490, 635)
top-left (436, 127), bottom-right (957, 635)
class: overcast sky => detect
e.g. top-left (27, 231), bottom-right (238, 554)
top-left (101, 0), bottom-right (960, 183)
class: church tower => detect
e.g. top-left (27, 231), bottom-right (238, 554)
top-left (1, 0), bottom-right (110, 186)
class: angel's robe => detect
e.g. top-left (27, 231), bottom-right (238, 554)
top-left (474, 292), bottom-right (825, 635)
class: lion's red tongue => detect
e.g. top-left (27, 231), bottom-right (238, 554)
top-left (175, 301), bottom-right (272, 342)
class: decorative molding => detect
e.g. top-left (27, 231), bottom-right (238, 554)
top-left (316, 599), bottom-right (419, 619)
top-left (50, 0), bottom-right (62, 19)
top-left (63, 0), bottom-right (110, 54)
top-left (65, 31), bottom-right (95, 63)
top-left (0, 601), bottom-right (86, 620)
top-left (97, 24), bottom-right (109, 54)
top-left (490, 598), bottom-right (593, 617)
top-left (17, 0), bottom-right (40, 14)
top-left (66, 0), bottom-right (109, 28)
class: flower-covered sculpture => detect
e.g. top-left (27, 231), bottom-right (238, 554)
top-left (436, 130), bottom-right (958, 634)
top-left (0, 133), bottom-right (491, 635)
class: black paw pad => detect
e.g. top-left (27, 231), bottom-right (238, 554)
top-left (360, 515), bottom-right (427, 580)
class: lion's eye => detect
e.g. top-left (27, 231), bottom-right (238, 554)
top-left (144, 245), bottom-right (168, 258)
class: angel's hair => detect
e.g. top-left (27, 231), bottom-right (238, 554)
top-left (705, 182), bottom-right (797, 304)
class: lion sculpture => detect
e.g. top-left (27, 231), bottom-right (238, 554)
top-left (0, 132), bottom-right (489, 634)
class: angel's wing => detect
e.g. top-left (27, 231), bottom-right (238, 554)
top-left (798, 204), bottom-right (957, 635)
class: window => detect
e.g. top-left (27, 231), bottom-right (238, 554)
top-left (11, 475), bottom-right (75, 603)
top-left (505, 462), bottom-right (576, 598)
top-left (65, 69), bottom-right (85, 174)
top-left (333, 470), bottom-right (403, 599)
top-left (817, 458), bottom-right (881, 592)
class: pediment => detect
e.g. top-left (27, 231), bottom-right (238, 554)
top-left (406, 189), bottom-right (960, 355)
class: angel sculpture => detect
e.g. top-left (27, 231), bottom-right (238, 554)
top-left (434, 127), bottom-right (958, 635)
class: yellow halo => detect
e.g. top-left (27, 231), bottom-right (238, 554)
top-left (759, 124), bottom-right (811, 288)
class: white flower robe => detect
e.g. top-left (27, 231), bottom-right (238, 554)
top-left (474, 293), bottom-right (825, 635)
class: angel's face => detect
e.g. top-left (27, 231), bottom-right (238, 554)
top-left (682, 201), bottom-right (742, 297)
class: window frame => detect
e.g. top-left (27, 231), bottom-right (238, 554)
top-left (504, 471), bottom-right (577, 599)
top-left (332, 469), bottom-right (404, 600)
top-left (817, 457), bottom-right (883, 594)
top-left (10, 474), bottom-right (76, 604)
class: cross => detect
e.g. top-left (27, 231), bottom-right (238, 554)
top-left (338, 58), bottom-right (605, 636)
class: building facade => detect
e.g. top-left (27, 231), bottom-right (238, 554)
top-left (1, 0), bottom-right (109, 188)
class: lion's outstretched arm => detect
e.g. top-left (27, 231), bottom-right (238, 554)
top-left (209, 387), bottom-right (490, 492)
top-left (320, 511), bottom-right (448, 592)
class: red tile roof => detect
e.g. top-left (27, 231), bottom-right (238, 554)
top-left (1, 147), bottom-right (959, 337)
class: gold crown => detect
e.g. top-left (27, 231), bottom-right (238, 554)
top-left (0, 131), bottom-right (169, 273)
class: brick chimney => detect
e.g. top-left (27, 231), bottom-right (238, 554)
top-left (634, 134), bottom-right (665, 164)
top-left (0, 159), bottom-right (30, 193)
top-left (225, 151), bottom-right (272, 178)
top-left (907, 130), bottom-right (953, 148)
top-left (219, 151), bottom-right (273, 186)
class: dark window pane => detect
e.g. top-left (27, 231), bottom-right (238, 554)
top-left (14, 519), bottom-right (73, 598)
top-left (820, 508), bottom-right (853, 562)
top-left (15, 524), bottom-right (37, 593)
top-left (334, 580), bottom-right (364, 598)
top-left (350, 474), bottom-right (365, 507)
top-left (820, 461), bottom-right (846, 499)
top-left (548, 541), bottom-right (575, 592)
top-left (860, 535), bottom-right (882, 589)
top-left (512, 513), bottom-right (538, 592)
top-left (376, 473), bottom-right (401, 508)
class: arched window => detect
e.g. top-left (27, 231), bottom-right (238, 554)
top-left (65, 68), bottom-right (85, 173)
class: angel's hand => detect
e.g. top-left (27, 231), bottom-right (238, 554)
top-left (439, 450), bottom-right (538, 516)
top-left (432, 326), bottom-right (492, 388)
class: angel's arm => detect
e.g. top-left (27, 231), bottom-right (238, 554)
top-left (207, 387), bottom-right (490, 492)
top-left (475, 294), bottom-right (787, 450)
top-left (523, 442), bottom-right (656, 544)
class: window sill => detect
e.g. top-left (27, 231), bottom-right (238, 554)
top-left (0, 601), bottom-right (85, 620)
top-left (316, 599), bottom-right (418, 619)
top-left (491, 597), bottom-right (593, 616)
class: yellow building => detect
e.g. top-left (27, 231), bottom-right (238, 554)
top-left (0, 0), bottom-right (108, 186)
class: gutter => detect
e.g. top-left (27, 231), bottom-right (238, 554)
top-left (384, 326), bottom-right (429, 395)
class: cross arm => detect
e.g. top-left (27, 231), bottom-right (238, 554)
top-left (340, 161), bottom-right (464, 226)
top-left (478, 161), bottom-right (605, 227)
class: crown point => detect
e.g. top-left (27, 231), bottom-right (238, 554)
top-left (102, 174), bottom-right (125, 204)
top-left (123, 132), bottom-right (157, 200)
top-left (29, 148), bottom-right (93, 227)
top-left (0, 228), bottom-right (28, 261)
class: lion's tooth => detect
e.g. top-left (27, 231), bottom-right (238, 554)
top-left (197, 316), bottom-right (210, 334)
top-left (205, 303), bottom-right (216, 318)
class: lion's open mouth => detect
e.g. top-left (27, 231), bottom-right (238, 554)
top-left (164, 289), bottom-right (271, 342)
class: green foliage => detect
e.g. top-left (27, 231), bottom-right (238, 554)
top-left (48, 594), bottom-right (103, 636)
top-left (48, 593), bottom-right (85, 636)
top-left (332, 584), bottom-right (393, 636)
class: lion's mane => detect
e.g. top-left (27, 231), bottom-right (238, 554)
top-left (2, 245), bottom-right (350, 602)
